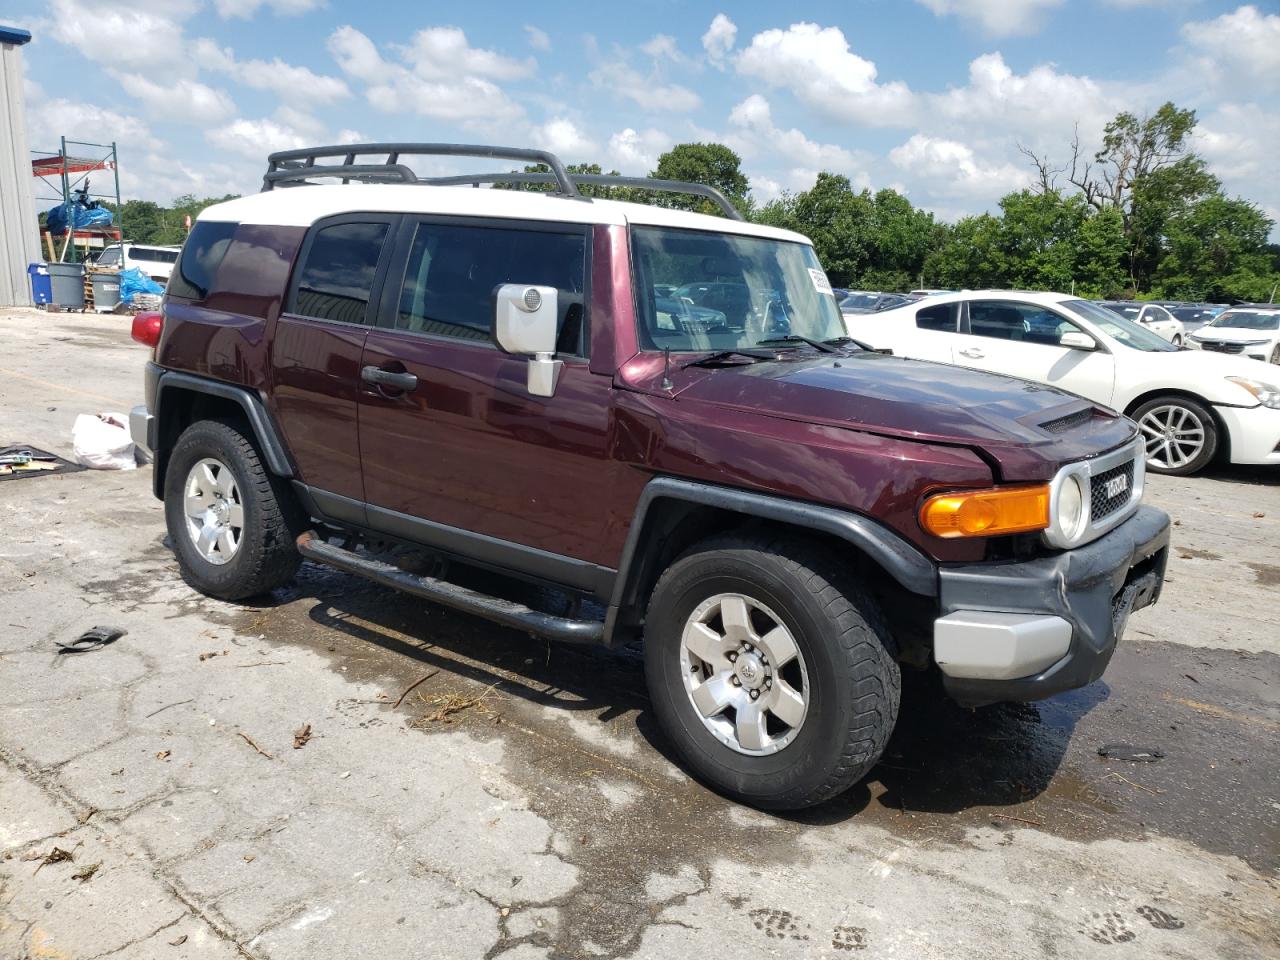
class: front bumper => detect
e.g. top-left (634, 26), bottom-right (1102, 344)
top-left (934, 505), bottom-right (1170, 707)
top-left (1215, 403), bottom-right (1280, 465)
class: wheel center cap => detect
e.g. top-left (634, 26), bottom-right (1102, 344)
top-left (735, 653), bottom-right (764, 689)
top-left (212, 500), bottom-right (229, 523)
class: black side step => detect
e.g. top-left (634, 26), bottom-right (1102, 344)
top-left (295, 532), bottom-right (605, 645)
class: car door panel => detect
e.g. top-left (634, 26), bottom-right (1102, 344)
top-left (950, 300), bottom-right (1117, 408)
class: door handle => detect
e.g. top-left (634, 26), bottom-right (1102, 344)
top-left (958, 348), bottom-right (985, 359)
top-left (362, 365), bottom-right (418, 392)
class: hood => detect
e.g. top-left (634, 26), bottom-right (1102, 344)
top-left (1191, 327), bottom-right (1279, 344)
top-left (649, 351), bottom-right (1137, 480)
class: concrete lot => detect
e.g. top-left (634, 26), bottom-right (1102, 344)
top-left (1, 307), bottom-right (1277, 960)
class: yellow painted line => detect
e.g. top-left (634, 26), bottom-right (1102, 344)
top-left (0, 365), bottom-right (131, 408)
top-left (1162, 693), bottom-right (1279, 729)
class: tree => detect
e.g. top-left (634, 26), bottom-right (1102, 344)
top-left (1153, 195), bottom-right (1277, 301)
top-left (650, 143), bottom-right (750, 216)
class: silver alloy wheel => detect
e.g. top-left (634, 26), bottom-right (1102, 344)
top-left (1137, 404), bottom-right (1206, 470)
top-left (183, 457), bottom-right (244, 565)
top-left (679, 593), bottom-right (809, 756)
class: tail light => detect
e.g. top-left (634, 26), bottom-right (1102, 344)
top-left (131, 311), bottom-right (163, 348)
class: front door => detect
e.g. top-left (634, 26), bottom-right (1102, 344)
top-left (950, 300), bottom-right (1117, 408)
top-left (357, 216), bottom-right (615, 591)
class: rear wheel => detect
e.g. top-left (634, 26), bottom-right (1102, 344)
top-left (644, 533), bottom-right (900, 810)
top-left (1132, 395), bottom-right (1218, 476)
top-left (164, 419), bottom-right (303, 600)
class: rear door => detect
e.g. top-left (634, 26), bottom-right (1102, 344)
top-left (356, 215), bottom-right (616, 591)
top-left (949, 300), bottom-right (1117, 407)
top-left (269, 214), bottom-right (398, 514)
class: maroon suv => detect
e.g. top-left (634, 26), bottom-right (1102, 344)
top-left (129, 143), bottom-right (1170, 809)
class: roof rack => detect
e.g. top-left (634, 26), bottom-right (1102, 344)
top-left (261, 142), bottom-right (743, 220)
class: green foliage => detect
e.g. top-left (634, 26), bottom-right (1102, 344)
top-left (106, 194), bottom-right (240, 245)
top-left (1152, 194), bottom-right (1278, 301)
top-left (650, 143), bottom-right (751, 216)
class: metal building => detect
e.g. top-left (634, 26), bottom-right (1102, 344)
top-left (1, 26), bottom-right (40, 307)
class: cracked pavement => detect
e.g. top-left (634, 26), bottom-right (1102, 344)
top-left (1, 308), bottom-right (1278, 959)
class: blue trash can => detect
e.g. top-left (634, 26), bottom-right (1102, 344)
top-left (28, 263), bottom-right (52, 305)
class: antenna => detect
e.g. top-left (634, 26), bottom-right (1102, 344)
top-left (662, 347), bottom-right (673, 390)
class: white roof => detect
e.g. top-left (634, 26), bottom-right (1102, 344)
top-left (906, 289), bottom-right (1080, 306)
top-left (198, 183), bottom-right (809, 244)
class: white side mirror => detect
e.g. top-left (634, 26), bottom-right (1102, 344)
top-left (1059, 330), bottom-right (1097, 351)
top-left (493, 284), bottom-right (561, 398)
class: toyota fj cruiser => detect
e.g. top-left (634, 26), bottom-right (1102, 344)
top-left (129, 143), bottom-right (1170, 809)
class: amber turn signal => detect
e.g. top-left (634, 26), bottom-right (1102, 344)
top-left (920, 485), bottom-right (1051, 539)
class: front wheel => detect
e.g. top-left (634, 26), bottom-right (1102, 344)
top-left (1132, 395), bottom-right (1219, 476)
top-left (644, 533), bottom-right (900, 810)
top-left (1171, 335), bottom-right (1183, 347)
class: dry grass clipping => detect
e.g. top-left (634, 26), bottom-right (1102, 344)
top-left (411, 682), bottom-right (504, 726)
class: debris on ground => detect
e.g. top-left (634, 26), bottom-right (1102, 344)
top-left (32, 847), bottom-right (74, 873)
top-left (71, 862), bottom-right (101, 883)
top-left (393, 670), bottom-right (439, 709)
top-left (1098, 744), bottom-right (1164, 762)
top-left (156, 750), bottom-right (171, 761)
top-left (198, 650), bottom-right (227, 662)
top-left (169, 935), bottom-right (188, 946)
top-left (292, 723), bottom-right (312, 749)
top-left (238, 731), bottom-right (274, 760)
top-left (412, 683), bottom-right (503, 726)
top-left (56, 625), bottom-right (126, 654)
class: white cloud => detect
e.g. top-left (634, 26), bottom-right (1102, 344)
top-left (115, 73), bottom-right (237, 124)
top-left (328, 25), bottom-right (525, 126)
top-left (590, 60), bottom-right (701, 113)
top-left (524, 25), bottom-right (551, 51)
top-left (913, 0), bottom-right (1064, 37)
top-left (193, 39), bottom-right (350, 105)
top-left (606, 127), bottom-right (672, 172)
top-left (213, 0), bottom-right (322, 18)
top-left (735, 23), bottom-right (915, 127)
top-left (206, 117), bottom-right (312, 160)
top-left (1181, 5), bottom-right (1280, 92)
top-left (640, 34), bottom-right (690, 64)
top-left (727, 94), bottom-right (864, 186)
top-left (889, 133), bottom-right (1030, 199)
top-left (702, 13), bottom-right (737, 67)
top-left (47, 0), bottom-right (191, 69)
top-left (533, 118), bottom-right (597, 158)
top-left (1196, 102), bottom-right (1280, 227)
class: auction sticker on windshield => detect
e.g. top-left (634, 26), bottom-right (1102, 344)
top-left (808, 268), bottom-right (833, 295)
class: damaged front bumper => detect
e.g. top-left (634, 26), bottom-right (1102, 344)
top-left (933, 505), bottom-right (1171, 707)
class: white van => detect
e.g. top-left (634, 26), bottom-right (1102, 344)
top-left (93, 242), bottom-right (182, 283)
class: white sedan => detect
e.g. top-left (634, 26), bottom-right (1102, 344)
top-left (846, 290), bottom-right (1280, 475)
top-left (1186, 305), bottom-right (1280, 365)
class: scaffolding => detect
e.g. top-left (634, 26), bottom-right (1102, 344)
top-left (30, 137), bottom-right (122, 263)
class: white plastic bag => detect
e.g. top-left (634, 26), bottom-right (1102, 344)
top-left (73, 413), bottom-right (138, 470)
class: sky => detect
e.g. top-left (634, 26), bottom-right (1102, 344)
top-left (6, 0), bottom-right (1279, 230)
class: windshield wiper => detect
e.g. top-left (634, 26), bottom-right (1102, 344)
top-left (681, 348), bottom-right (779, 369)
top-left (756, 335), bottom-right (836, 353)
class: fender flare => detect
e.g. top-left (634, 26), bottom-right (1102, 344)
top-left (604, 477), bottom-right (939, 642)
top-left (152, 371), bottom-right (293, 497)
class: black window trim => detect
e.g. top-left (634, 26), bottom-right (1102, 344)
top-left (371, 213), bottom-right (593, 359)
top-left (284, 212), bottom-right (402, 328)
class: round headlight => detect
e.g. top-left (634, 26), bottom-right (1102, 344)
top-left (1057, 474), bottom-right (1086, 540)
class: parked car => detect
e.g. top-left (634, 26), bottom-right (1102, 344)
top-left (1186, 305), bottom-right (1280, 365)
top-left (846, 291), bottom-right (1280, 475)
top-left (92, 241), bottom-right (182, 284)
top-left (1162, 303), bottom-right (1223, 332)
top-left (838, 291), bottom-right (916, 314)
top-left (128, 144), bottom-right (1170, 810)
top-left (909, 288), bottom-right (952, 297)
top-left (1097, 301), bottom-right (1186, 345)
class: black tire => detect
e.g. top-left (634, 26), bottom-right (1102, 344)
top-left (1270, 344), bottom-right (1279, 365)
top-left (164, 419), bottom-right (303, 601)
top-left (1171, 335), bottom-right (1183, 347)
top-left (644, 532), bottom-right (900, 810)
top-left (1130, 395), bottom-right (1219, 476)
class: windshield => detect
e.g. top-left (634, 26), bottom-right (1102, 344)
top-left (840, 293), bottom-right (881, 311)
top-left (631, 226), bottom-right (846, 352)
top-left (1064, 299), bottom-right (1178, 351)
top-left (1209, 310), bottom-right (1280, 331)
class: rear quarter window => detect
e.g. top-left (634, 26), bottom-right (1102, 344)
top-left (168, 222), bottom-right (238, 301)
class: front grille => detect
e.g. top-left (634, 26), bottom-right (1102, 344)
top-left (1041, 408), bottom-right (1093, 434)
top-left (1200, 340), bottom-right (1244, 354)
top-left (1090, 459), bottom-right (1135, 523)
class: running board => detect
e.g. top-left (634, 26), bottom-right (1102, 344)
top-left (295, 531), bottom-right (606, 645)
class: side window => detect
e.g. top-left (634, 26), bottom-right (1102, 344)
top-left (168, 222), bottom-right (237, 301)
top-left (97, 247), bottom-right (121, 267)
top-left (969, 301), bottom-right (1079, 345)
top-left (395, 221), bottom-right (587, 355)
top-left (916, 302), bottom-right (958, 332)
top-left (290, 221), bottom-right (389, 324)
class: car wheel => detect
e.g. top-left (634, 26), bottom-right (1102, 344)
top-left (1171, 335), bottom-right (1183, 347)
top-left (644, 532), bottom-right (900, 810)
top-left (1270, 344), bottom-right (1279, 365)
top-left (1132, 395), bottom-right (1219, 476)
top-left (165, 419), bottom-right (303, 601)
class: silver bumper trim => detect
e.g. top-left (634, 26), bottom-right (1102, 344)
top-left (129, 405), bottom-right (153, 457)
top-left (934, 611), bottom-right (1072, 680)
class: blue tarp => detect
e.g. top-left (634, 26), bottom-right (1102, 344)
top-left (118, 267), bottom-right (164, 304)
top-left (46, 203), bottom-right (114, 236)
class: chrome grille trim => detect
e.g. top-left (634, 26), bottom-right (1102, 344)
top-left (1043, 437), bottom-right (1145, 549)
